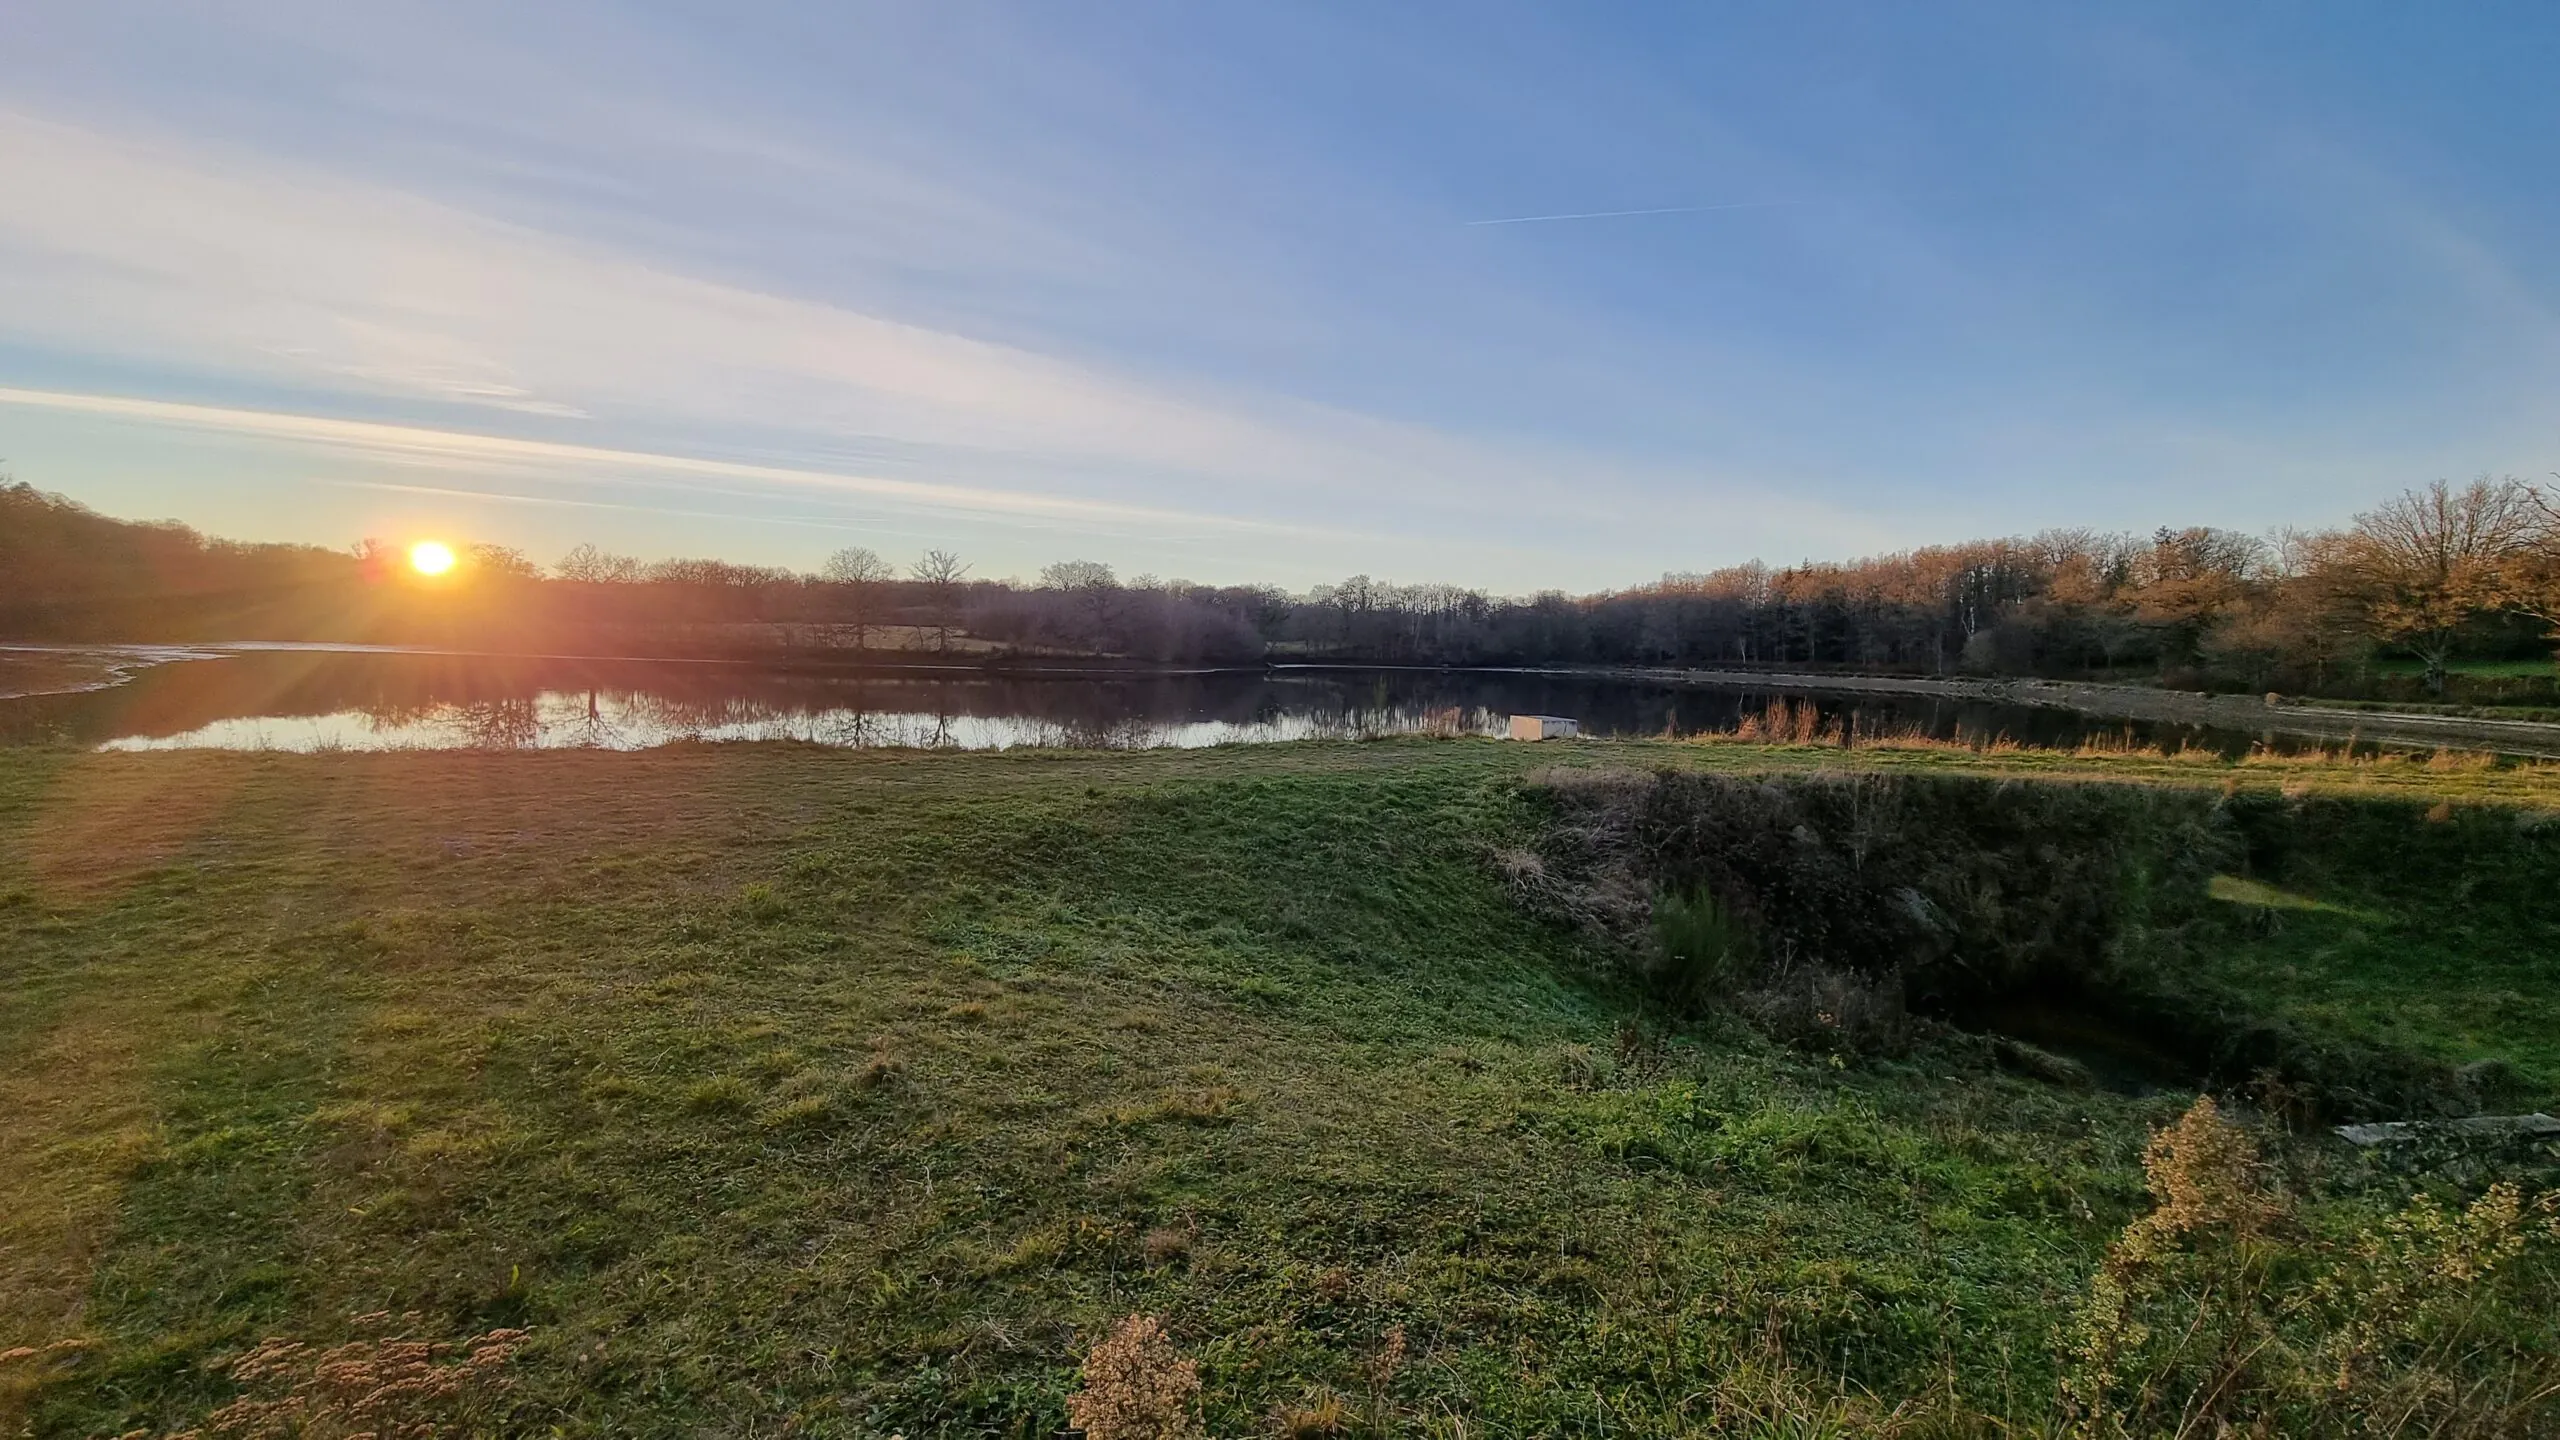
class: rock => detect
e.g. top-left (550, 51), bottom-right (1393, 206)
top-left (1993, 1037), bottom-right (2097, 1091)
top-left (2456, 1058), bottom-right (2524, 1106)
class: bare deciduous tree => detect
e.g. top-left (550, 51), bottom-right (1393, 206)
top-left (466, 544), bottom-right (542, 581)
top-left (822, 546), bottom-right (895, 651)
top-left (912, 549), bottom-right (969, 652)
top-left (1039, 559), bottom-right (1120, 651)
top-left (553, 544), bottom-right (643, 584)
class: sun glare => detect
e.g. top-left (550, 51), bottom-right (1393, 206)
top-left (409, 540), bottom-right (457, 576)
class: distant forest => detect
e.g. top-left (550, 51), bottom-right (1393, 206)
top-left (8, 476), bottom-right (2560, 702)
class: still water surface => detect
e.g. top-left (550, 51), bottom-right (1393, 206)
top-left (0, 646), bottom-right (2277, 754)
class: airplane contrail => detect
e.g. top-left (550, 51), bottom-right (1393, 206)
top-left (1463, 200), bottom-right (1794, 227)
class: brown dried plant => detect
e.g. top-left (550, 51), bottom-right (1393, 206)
top-left (157, 1313), bottom-right (525, 1440)
top-left (2061, 1095), bottom-right (2560, 1438)
top-left (1063, 1314), bottom-right (1202, 1440)
top-left (2059, 1095), bottom-right (2287, 1438)
top-left (2114, 1094), bottom-right (2281, 1264)
top-left (1360, 1324), bottom-right (1409, 1432)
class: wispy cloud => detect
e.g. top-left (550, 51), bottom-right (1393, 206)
top-left (1463, 201), bottom-right (1797, 227)
top-left (0, 386), bottom-right (1343, 538)
top-left (0, 110), bottom-right (1786, 545)
top-left (316, 479), bottom-right (969, 547)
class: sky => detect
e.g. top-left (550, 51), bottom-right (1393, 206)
top-left (3, 2), bottom-right (2558, 592)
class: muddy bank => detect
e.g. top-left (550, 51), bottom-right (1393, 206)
top-left (1524, 665), bottom-right (2560, 757)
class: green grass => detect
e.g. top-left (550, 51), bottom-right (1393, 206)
top-left (1, 738), bottom-right (2555, 1436)
top-left (2368, 657), bottom-right (2559, 679)
top-left (2290, 693), bottom-right (2560, 722)
top-left (2194, 797), bottom-right (2560, 1103)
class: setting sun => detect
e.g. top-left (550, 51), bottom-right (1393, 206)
top-left (408, 540), bottom-right (456, 576)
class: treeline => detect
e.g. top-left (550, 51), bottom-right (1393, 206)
top-left (6, 476), bottom-right (2559, 694)
top-left (1285, 477), bottom-right (2560, 699)
top-left (0, 483), bottom-right (359, 640)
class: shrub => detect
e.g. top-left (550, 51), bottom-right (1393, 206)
top-left (1736, 958), bottom-right (1913, 1056)
top-left (1519, 770), bottom-right (2488, 1105)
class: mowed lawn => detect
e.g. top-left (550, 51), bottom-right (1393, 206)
top-left (2, 738), bottom-right (2554, 1437)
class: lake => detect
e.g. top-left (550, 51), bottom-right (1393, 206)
top-left (0, 644), bottom-right (2310, 755)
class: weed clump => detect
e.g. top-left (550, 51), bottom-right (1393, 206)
top-left (1063, 1314), bottom-right (1202, 1440)
top-left (1648, 886), bottom-right (1752, 1008)
top-left (2060, 1097), bottom-right (2560, 1436)
top-left (682, 1075), bottom-right (756, 1114)
top-left (738, 881), bottom-right (788, 921)
top-left (754, 1093), bottom-right (831, 1129)
top-left (854, 1051), bottom-right (905, 1090)
top-left (1139, 1225), bottom-right (1193, 1268)
top-left (1109, 1087), bottom-right (1243, 1127)
top-left (1271, 1390), bottom-right (1350, 1437)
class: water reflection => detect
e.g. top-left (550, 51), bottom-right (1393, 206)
top-left (80, 686), bottom-right (1527, 752)
top-left (0, 648), bottom-right (2289, 755)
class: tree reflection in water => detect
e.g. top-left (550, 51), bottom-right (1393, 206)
top-left (30, 649), bottom-right (2254, 755)
top-left (446, 698), bottom-right (534, 749)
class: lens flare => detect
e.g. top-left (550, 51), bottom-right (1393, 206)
top-left (409, 540), bottom-right (457, 576)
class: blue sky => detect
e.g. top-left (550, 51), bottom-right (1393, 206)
top-left (3, 2), bottom-right (2557, 590)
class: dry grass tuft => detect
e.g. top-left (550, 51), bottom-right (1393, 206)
top-left (681, 1076), bottom-right (756, 1114)
top-left (1271, 1390), bottom-right (1351, 1438)
top-left (1109, 1086), bottom-right (1244, 1127)
top-left (854, 1048), bottom-right (905, 1090)
top-left (152, 1314), bottom-right (523, 1439)
top-left (1415, 707), bottom-right (1469, 739)
top-left (2074, 728), bottom-right (2168, 760)
top-left (1140, 1225), bottom-right (1193, 1268)
top-left (1731, 697), bottom-right (1837, 746)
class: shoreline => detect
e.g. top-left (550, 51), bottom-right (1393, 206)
top-left (1521, 664), bottom-right (2560, 757)
top-left (10, 642), bottom-right (2560, 756)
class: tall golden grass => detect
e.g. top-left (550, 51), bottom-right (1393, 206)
top-left (137, 1314), bottom-right (525, 1440)
top-left (1686, 696), bottom-right (2528, 774)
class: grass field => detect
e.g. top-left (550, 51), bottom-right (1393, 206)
top-left (2, 737), bottom-right (2556, 1437)
top-left (2367, 658), bottom-right (2559, 679)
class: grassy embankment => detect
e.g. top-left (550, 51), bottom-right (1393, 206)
top-left (2, 737), bottom-right (2557, 1436)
